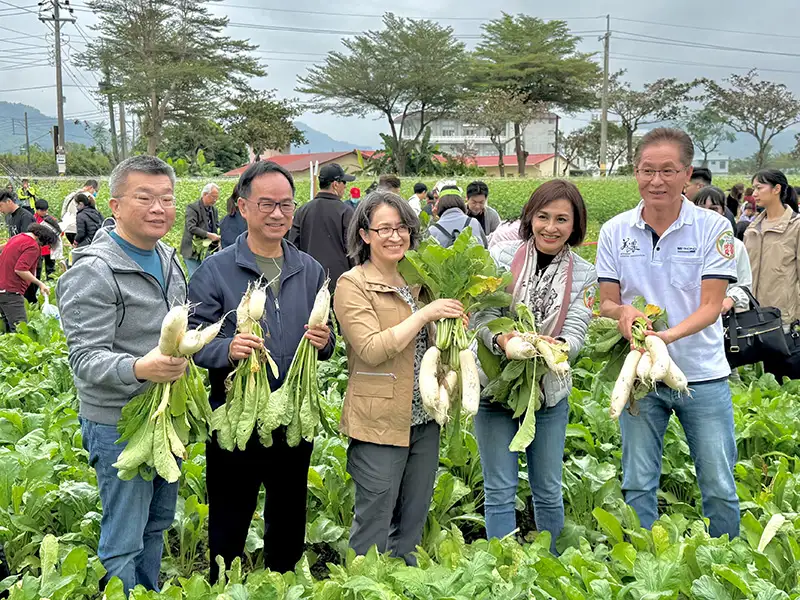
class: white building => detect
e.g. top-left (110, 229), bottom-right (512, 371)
top-left (394, 111), bottom-right (559, 157)
top-left (692, 153), bottom-right (730, 175)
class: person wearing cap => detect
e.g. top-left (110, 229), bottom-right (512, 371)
top-left (289, 162), bottom-right (356, 293)
top-left (345, 186), bottom-right (362, 209)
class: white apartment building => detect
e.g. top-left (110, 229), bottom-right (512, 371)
top-left (395, 111), bottom-right (559, 157)
top-left (692, 154), bottom-right (730, 175)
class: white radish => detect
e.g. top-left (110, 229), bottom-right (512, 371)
top-left (248, 285), bottom-right (267, 321)
top-left (236, 292), bottom-right (250, 330)
top-left (459, 349), bottom-right (480, 416)
top-left (442, 370), bottom-right (458, 396)
top-left (308, 279), bottom-right (331, 327)
top-left (662, 358), bottom-right (689, 394)
top-left (177, 329), bottom-right (204, 356)
top-left (433, 384), bottom-right (449, 426)
top-left (645, 335), bottom-right (670, 381)
top-left (505, 336), bottom-right (537, 360)
top-left (533, 338), bottom-right (570, 377)
top-left (609, 350), bottom-right (642, 419)
top-left (198, 319), bottom-right (224, 346)
top-left (419, 347), bottom-right (441, 411)
top-left (159, 305), bottom-right (189, 356)
top-left (636, 351), bottom-right (653, 383)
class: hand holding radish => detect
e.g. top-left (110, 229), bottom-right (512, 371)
top-left (420, 299), bottom-right (464, 323)
top-left (134, 347), bottom-right (188, 383)
top-left (228, 333), bottom-right (264, 360)
top-left (618, 304), bottom-right (650, 344)
top-left (304, 323), bottom-right (331, 350)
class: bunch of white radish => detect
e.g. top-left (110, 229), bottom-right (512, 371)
top-left (214, 280), bottom-right (280, 452)
top-left (419, 347), bottom-right (479, 426)
top-left (114, 303), bottom-right (224, 483)
top-left (609, 317), bottom-right (689, 420)
top-left (269, 278), bottom-right (332, 447)
top-left (480, 304), bottom-right (572, 452)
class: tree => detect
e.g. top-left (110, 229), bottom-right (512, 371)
top-left (297, 13), bottom-right (468, 175)
top-left (77, 0), bottom-right (264, 155)
top-left (607, 72), bottom-right (695, 166)
top-left (471, 14), bottom-right (601, 175)
top-left (705, 70), bottom-right (800, 170)
top-left (222, 91), bottom-right (306, 161)
top-left (458, 90), bottom-right (543, 177)
top-left (562, 121), bottom-right (627, 175)
top-left (160, 120), bottom-right (248, 173)
top-left (682, 108), bottom-right (736, 167)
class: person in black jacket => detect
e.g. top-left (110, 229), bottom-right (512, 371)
top-left (74, 193), bottom-right (103, 248)
top-left (289, 163), bottom-right (355, 293)
top-left (219, 183), bottom-right (247, 249)
top-left (180, 183), bottom-right (220, 277)
top-left (0, 189), bottom-right (35, 250)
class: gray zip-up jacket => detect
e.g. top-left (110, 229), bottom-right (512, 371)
top-left (56, 229), bottom-right (187, 425)
top-left (473, 240), bottom-right (597, 407)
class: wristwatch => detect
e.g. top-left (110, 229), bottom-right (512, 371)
top-left (492, 333), bottom-right (502, 353)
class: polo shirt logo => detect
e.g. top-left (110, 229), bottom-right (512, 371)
top-left (677, 246), bottom-right (697, 253)
top-left (716, 231), bottom-right (735, 260)
top-left (620, 237), bottom-right (641, 256)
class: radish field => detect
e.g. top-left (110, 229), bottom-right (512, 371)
top-left (1, 176), bottom-right (800, 599)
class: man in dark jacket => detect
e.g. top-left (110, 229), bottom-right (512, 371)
top-left (289, 162), bottom-right (355, 293)
top-left (188, 160), bottom-right (335, 583)
top-left (180, 182), bottom-right (220, 277)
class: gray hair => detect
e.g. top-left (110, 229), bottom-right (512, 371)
top-left (347, 190), bottom-right (421, 265)
top-left (109, 155), bottom-right (176, 198)
top-left (634, 127), bottom-right (694, 167)
top-left (201, 182), bottom-right (219, 196)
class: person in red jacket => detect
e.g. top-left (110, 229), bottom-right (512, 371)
top-left (0, 224), bottom-right (58, 331)
top-left (34, 200), bottom-right (63, 279)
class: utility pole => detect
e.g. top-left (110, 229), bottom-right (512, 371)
top-left (24, 112), bottom-right (31, 173)
top-left (119, 101), bottom-right (128, 159)
top-left (598, 14), bottom-right (611, 177)
top-left (552, 114), bottom-right (560, 177)
top-left (39, 0), bottom-right (75, 176)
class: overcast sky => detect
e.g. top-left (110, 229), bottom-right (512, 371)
top-left (2, 0), bottom-right (799, 148)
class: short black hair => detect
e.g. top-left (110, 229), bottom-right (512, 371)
top-left (379, 174), bottom-right (401, 190)
top-left (35, 199), bottom-right (49, 210)
top-left (238, 160), bottom-right (295, 200)
top-left (85, 179), bottom-right (99, 190)
top-left (466, 180), bottom-right (489, 199)
top-left (692, 186), bottom-right (726, 210)
top-left (413, 182), bottom-right (427, 194)
top-left (436, 193), bottom-right (467, 214)
top-left (0, 190), bottom-right (14, 203)
top-left (75, 192), bottom-right (95, 208)
top-left (28, 222), bottom-right (58, 246)
top-left (690, 167), bottom-right (712, 185)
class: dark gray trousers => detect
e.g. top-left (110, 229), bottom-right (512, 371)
top-left (0, 292), bottom-right (26, 332)
top-left (346, 421), bottom-right (439, 565)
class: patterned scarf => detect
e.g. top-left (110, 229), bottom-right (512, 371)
top-left (510, 239), bottom-right (572, 337)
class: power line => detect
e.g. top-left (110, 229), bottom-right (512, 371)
top-left (0, 0), bottom-right (37, 14)
top-left (0, 24), bottom-right (48, 39)
top-left (0, 38), bottom-right (49, 49)
top-left (615, 30), bottom-right (800, 59)
top-left (614, 17), bottom-right (800, 41)
top-left (611, 53), bottom-right (800, 76)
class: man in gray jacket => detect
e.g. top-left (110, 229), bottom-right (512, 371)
top-left (180, 182), bottom-right (220, 277)
top-left (57, 156), bottom-right (188, 594)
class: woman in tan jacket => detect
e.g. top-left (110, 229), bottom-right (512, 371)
top-left (744, 169), bottom-right (800, 379)
top-left (333, 190), bottom-right (464, 565)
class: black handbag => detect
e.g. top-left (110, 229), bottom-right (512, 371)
top-left (723, 288), bottom-right (790, 368)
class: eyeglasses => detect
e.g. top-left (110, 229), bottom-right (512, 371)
top-left (369, 225), bottom-right (410, 239)
top-left (125, 194), bottom-right (176, 207)
top-left (635, 168), bottom-right (686, 181)
top-left (244, 199), bottom-right (297, 215)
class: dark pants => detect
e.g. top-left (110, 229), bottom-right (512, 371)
top-left (39, 256), bottom-right (55, 279)
top-left (0, 291), bottom-right (26, 331)
top-left (65, 232), bottom-right (76, 244)
top-left (206, 428), bottom-right (313, 583)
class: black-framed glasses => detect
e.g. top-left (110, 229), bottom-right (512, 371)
top-left (369, 225), bottom-right (410, 239)
top-left (244, 199), bottom-right (296, 215)
top-left (635, 167), bottom-right (687, 181)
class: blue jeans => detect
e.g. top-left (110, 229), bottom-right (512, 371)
top-left (184, 258), bottom-right (201, 279)
top-left (474, 398), bottom-right (568, 554)
top-left (620, 379), bottom-right (739, 538)
top-left (81, 418), bottom-right (179, 594)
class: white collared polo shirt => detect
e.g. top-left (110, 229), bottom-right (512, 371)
top-left (596, 198), bottom-right (737, 383)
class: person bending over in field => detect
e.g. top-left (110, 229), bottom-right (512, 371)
top-left (57, 156), bottom-right (188, 594)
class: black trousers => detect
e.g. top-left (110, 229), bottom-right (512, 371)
top-left (0, 292), bottom-right (26, 331)
top-left (38, 256), bottom-right (55, 279)
top-left (205, 427), bottom-right (313, 583)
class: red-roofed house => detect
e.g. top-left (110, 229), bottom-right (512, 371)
top-left (223, 150), bottom-right (365, 178)
top-left (469, 154), bottom-right (579, 177)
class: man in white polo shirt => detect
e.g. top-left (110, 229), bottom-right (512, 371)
top-left (596, 127), bottom-right (739, 539)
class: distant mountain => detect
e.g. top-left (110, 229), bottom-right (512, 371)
top-left (292, 121), bottom-right (372, 153)
top-left (0, 102), bottom-right (95, 153)
top-left (717, 130), bottom-right (798, 159)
